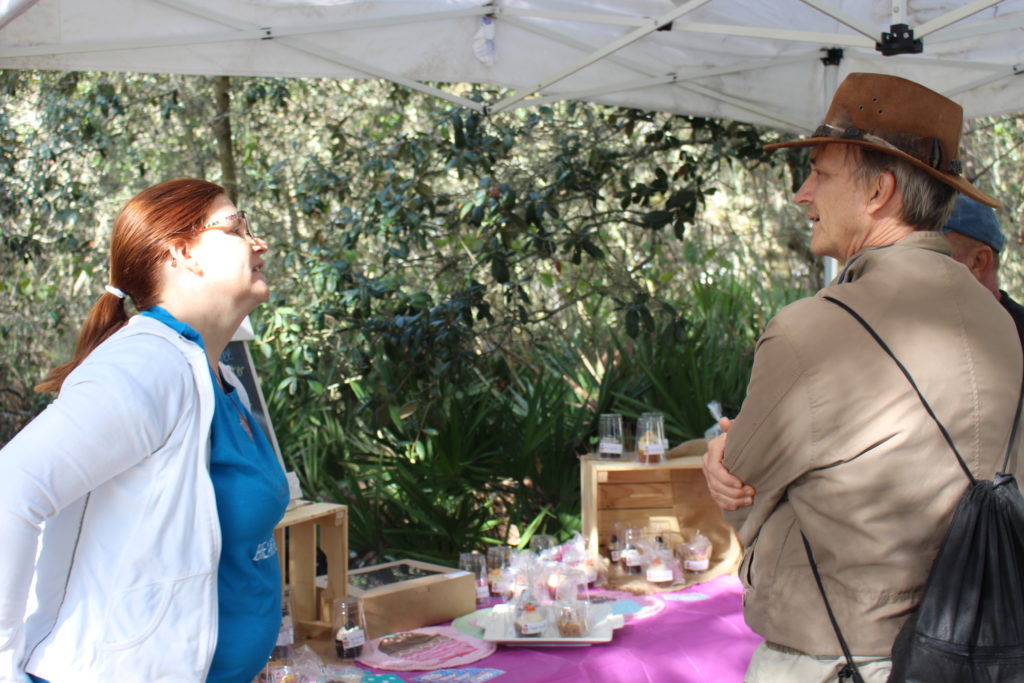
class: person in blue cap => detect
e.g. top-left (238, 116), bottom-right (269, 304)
top-left (942, 194), bottom-right (1024, 343)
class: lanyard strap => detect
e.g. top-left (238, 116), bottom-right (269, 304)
top-left (801, 533), bottom-right (866, 683)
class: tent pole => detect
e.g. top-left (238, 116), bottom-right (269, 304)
top-left (891, 0), bottom-right (906, 26)
top-left (151, 0), bottom-right (486, 112)
top-left (0, 0), bottom-right (38, 32)
top-left (496, 14), bottom-right (811, 130)
top-left (489, 0), bottom-right (713, 113)
top-left (798, 0), bottom-right (878, 40)
top-left (668, 21), bottom-right (871, 47)
top-left (915, 0), bottom-right (1003, 38)
top-left (926, 10), bottom-right (1024, 42)
top-left (821, 53), bottom-right (842, 286)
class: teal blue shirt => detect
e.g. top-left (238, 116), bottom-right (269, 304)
top-left (142, 307), bottom-right (289, 682)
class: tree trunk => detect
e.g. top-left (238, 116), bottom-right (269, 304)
top-left (212, 76), bottom-right (238, 203)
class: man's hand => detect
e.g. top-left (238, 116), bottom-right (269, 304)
top-left (702, 417), bottom-right (755, 511)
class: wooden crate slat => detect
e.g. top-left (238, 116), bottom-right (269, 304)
top-left (604, 469), bottom-right (674, 484)
top-left (597, 482), bottom-right (674, 509)
top-left (289, 520), bottom-right (317, 624)
top-left (276, 501), bottom-right (344, 527)
top-left (274, 502), bottom-right (348, 638)
top-left (597, 508), bottom-right (683, 535)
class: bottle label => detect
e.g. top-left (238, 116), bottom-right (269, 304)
top-left (610, 550), bottom-right (621, 562)
top-left (642, 443), bottom-right (665, 456)
top-left (622, 549), bottom-right (642, 567)
top-left (476, 583), bottom-right (490, 599)
top-left (684, 558), bottom-right (710, 571)
top-left (599, 440), bottom-right (623, 455)
top-left (646, 566), bottom-right (673, 583)
top-left (338, 628), bottom-right (365, 648)
top-left (519, 618), bottom-right (547, 635)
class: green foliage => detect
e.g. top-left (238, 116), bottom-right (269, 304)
top-left (618, 268), bottom-right (808, 442)
top-left (18, 69), bottom-right (1018, 569)
top-left (0, 70), bottom-right (230, 437)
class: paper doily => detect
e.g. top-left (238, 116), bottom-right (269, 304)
top-left (357, 626), bottom-right (496, 672)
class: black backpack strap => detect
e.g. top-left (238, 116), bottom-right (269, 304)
top-left (1002, 354), bottom-right (1024, 474)
top-left (824, 295), bottom-right (1024, 479)
top-left (823, 296), bottom-right (975, 482)
top-left (801, 533), bottom-right (866, 683)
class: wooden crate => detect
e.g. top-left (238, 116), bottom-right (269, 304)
top-left (348, 559), bottom-right (477, 639)
top-left (580, 442), bottom-right (742, 592)
top-left (274, 501), bottom-right (348, 636)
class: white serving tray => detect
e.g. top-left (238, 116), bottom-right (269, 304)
top-left (481, 603), bottom-right (625, 646)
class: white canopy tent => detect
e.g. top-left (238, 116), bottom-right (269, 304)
top-left (0, 0), bottom-right (1022, 135)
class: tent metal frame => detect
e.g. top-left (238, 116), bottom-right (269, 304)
top-left (0, 0), bottom-right (1020, 123)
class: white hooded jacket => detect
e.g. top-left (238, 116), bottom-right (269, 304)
top-left (0, 315), bottom-right (252, 682)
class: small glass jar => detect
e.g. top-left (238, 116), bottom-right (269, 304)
top-left (598, 413), bottom-right (625, 459)
top-left (331, 597), bottom-right (367, 661)
top-left (459, 551), bottom-right (490, 606)
top-left (679, 530), bottom-right (713, 573)
top-left (513, 596), bottom-right (549, 637)
top-left (607, 533), bottom-right (622, 564)
top-left (487, 546), bottom-right (515, 597)
top-left (555, 600), bottom-right (588, 638)
top-left (619, 527), bottom-right (644, 575)
top-left (645, 546), bottom-right (675, 585)
top-left (529, 534), bottom-right (558, 554)
top-left (636, 413), bottom-right (666, 465)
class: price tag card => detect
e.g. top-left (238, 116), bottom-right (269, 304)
top-left (410, 667), bottom-right (506, 682)
top-left (664, 592), bottom-right (710, 602)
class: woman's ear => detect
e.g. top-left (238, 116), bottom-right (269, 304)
top-left (168, 242), bottom-right (203, 276)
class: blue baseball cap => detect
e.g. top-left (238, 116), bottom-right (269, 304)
top-left (941, 194), bottom-right (1005, 253)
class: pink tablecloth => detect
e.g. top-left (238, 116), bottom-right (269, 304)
top-left (362, 574), bottom-right (763, 682)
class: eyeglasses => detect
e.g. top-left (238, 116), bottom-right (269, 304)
top-left (197, 211), bottom-right (257, 242)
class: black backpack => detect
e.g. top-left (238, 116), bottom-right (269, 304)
top-left (801, 296), bottom-right (1024, 683)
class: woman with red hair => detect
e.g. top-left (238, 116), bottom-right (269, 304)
top-left (0, 179), bottom-right (288, 682)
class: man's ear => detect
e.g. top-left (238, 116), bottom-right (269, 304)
top-left (866, 169), bottom-right (898, 215)
top-left (968, 245), bottom-right (995, 279)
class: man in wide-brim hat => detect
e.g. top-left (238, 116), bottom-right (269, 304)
top-left (701, 73), bottom-right (1021, 681)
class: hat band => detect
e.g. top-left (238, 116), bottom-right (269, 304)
top-left (811, 124), bottom-right (963, 176)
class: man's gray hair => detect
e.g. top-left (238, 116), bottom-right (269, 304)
top-left (851, 147), bottom-right (957, 232)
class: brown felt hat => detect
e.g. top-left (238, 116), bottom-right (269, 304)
top-left (765, 72), bottom-right (998, 208)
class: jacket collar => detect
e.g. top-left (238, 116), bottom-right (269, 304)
top-left (836, 231), bottom-right (952, 284)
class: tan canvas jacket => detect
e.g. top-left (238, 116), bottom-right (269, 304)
top-left (723, 230), bottom-right (1023, 656)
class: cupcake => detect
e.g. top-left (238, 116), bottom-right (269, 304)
top-left (514, 601), bottom-right (548, 637)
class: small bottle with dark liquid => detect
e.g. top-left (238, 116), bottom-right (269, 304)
top-left (331, 597), bottom-right (367, 661)
top-left (334, 625), bottom-right (366, 659)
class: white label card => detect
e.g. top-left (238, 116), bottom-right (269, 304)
top-left (339, 628), bottom-right (365, 648)
top-left (647, 567), bottom-right (673, 582)
top-left (518, 619), bottom-right (547, 635)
